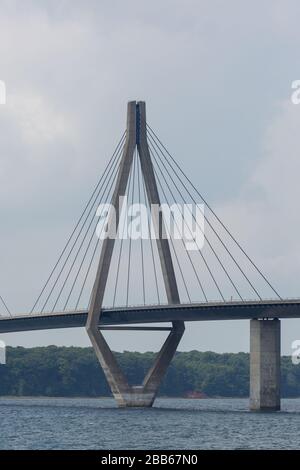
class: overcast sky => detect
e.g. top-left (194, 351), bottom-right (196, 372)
top-left (0, 0), bottom-right (300, 354)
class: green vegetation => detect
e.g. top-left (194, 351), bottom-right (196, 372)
top-left (0, 347), bottom-right (299, 398)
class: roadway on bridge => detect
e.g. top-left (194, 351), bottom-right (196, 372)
top-left (1, 299), bottom-right (300, 334)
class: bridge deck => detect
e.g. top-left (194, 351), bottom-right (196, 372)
top-left (0, 299), bottom-right (300, 334)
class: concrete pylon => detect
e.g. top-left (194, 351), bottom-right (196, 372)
top-left (250, 318), bottom-right (281, 411)
top-left (86, 101), bottom-right (185, 407)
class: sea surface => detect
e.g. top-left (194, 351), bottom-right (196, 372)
top-left (0, 397), bottom-right (299, 450)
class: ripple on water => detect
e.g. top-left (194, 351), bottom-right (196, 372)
top-left (0, 397), bottom-right (300, 450)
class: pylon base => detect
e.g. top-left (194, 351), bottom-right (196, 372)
top-left (116, 387), bottom-right (156, 408)
top-left (87, 321), bottom-right (184, 408)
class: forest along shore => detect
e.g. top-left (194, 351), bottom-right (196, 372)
top-left (0, 346), bottom-right (299, 398)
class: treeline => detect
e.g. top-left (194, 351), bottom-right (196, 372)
top-left (0, 346), bottom-right (299, 397)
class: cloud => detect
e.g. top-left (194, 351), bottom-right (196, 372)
top-left (7, 92), bottom-right (73, 144)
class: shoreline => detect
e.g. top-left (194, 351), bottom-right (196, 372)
top-left (0, 395), bottom-right (300, 400)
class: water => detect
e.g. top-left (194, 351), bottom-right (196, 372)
top-left (0, 397), bottom-right (300, 450)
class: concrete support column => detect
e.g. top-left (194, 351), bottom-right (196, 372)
top-left (250, 318), bottom-right (281, 411)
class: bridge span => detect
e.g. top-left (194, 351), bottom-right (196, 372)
top-left (1, 298), bottom-right (300, 334)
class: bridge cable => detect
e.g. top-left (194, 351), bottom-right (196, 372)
top-left (146, 124), bottom-right (282, 301)
top-left (152, 166), bottom-right (197, 303)
top-left (77, 155), bottom-right (121, 311)
top-left (162, 209), bottom-right (192, 303)
top-left (137, 155), bottom-right (146, 305)
top-left (150, 143), bottom-right (243, 301)
top-left (31, 132), bottom-right (126, 313)
top-left (145, 158), bottom-right (191, 303)
top-left (47, 145), bottom-right (123, 312)
top-left (149, 143), bottom-right (225, 302)
top-left (63, 150), bottom-right (124, 310)
top-left (112, 153), bottom-right (135, 308)
top-left (151, 155), bottom-right (208, 303)
top-left (0, 294), bottom-right (11, 316)
top-left (148, 133), bottom-right (260, 300)
top-left (151, 151), bottom-right (218, 302)
top-left (53, 143), bottom-right (125, 312)
top-left (140, 163), bottom-right (161, 305)
top-left (74, 152), bottom-right (125, 310)
top-left (147, 128), bottom-right (268, 300)
top-left (39, 138), bottom-right (124, 312)
top-left (126, 149), bottom-right (137, 307)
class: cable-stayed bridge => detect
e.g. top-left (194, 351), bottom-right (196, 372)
top-left (0, 101), bottom-right (295, 410)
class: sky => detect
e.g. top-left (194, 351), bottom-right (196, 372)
top-left (0, 0), bottom-right (300, 354)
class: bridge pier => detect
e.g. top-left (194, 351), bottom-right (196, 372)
top-left (250, 318), bottom-right (281, 411)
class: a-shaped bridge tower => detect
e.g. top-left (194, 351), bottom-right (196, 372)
top-left (86, 101), bottom-right (185, 407)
